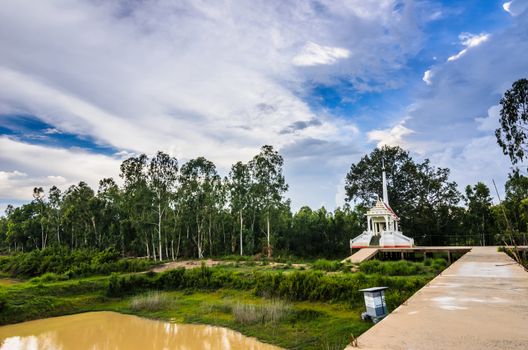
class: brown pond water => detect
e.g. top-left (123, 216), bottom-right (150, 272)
top-left (0, 311), bottom-right (283, 350)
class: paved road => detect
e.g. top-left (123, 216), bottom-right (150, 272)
top-left (346, 247), bottom-right (528, 350)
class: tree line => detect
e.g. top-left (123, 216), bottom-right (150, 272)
top-left (0, 145), bottom-right (365, 259)
top-left (1, 143), bottom-right (524, 259)
top-left (1, 78), bottom-right (527, 259)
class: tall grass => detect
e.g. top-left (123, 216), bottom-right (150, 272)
top-left (129, 291), bottom-right (171, 311)
top-left (232, 300), bottom-right (291, 324)
top-left (311, 259), bottom-right (343, 272)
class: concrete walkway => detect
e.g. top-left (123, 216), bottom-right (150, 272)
top-left (342, 248), bottom-right (379, 264)
top-left (346, 247), bottom-right (528, 350)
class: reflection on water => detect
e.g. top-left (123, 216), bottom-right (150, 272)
top-left (0, 311), bottom-right (283, 350)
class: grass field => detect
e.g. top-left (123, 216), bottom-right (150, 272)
top-left (0, 258), bottom-right (446, 349)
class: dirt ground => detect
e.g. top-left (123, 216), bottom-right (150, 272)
top-left (150, 259), bottom-right (307, 272)
top-left (345, 246), bottom-right (528, 350)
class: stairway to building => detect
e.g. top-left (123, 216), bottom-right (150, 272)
top-left (341, 248), bottom-right (379, 264)
top-left (369, 235), bottom-right (380, 246)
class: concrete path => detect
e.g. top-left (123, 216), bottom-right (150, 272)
top-left (342, 248), bottom-right (379, 264)
top-left (346, 247), bottom-right (528, 350)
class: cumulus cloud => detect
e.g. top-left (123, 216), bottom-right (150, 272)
top-left (503, 0), bottom-right (528, 16)
top-left (292, 42), bottom-right (350, 66)
top-left (422, 69), bottom-right (434, 85)
top-left (0, 136), bottom-right (120, 201)
top-left (476, 105), bottom-right (501, 132)
top-left (387, 8), bottom-right (528, 199)
top-left (367, 120), bottom-right (415, 149)
top-left (447, 33), bottom-right (490, 62)
top-left (0, 0), bottom-right (429, 209)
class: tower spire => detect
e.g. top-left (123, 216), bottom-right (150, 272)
top-left (382, 160), bottom-right (389, 204)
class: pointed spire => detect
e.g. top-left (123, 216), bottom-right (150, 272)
top-left (382, 159), bottom-right (389, 205)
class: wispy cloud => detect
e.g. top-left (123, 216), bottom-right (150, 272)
top-left (447, 33), bottom-right (489, 62)
top-left (292, 42), bottom-right (350, 66)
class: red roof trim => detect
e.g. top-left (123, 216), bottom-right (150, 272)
top-left (383, 202), bottom-right (399, 220)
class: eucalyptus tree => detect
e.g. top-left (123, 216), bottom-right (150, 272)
top-left (61, 182), bottom-right (96, 248)
top-left (97, 178), bottom-right (123, 253)
top-left (465, 182), bottom-right (494, 245)
top-left (148, 151), bottom-right (178, 261)
top-left (227, 161), bottom-right (251, 255)
top-left (48, 186), bottom-right (62, 246)
top-left (495, 78), bottom-right (528, 165)
top-left (120, 154), bottom-right (154, 258)
top-left (249, 145), bottom-right (288, 257)
top-left (179, 157), bottom-right (221, 259)
top-left (32, 187), bottom-right (47, 249)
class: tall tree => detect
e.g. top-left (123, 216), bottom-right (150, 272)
top-left (465, 182), bottom-right (494, 245)
top-left (249, 145), bottom-right (288, 257)
top-left (228, 161), bottom-right (251, 255)
top-left (344, 146), bottom-right (461, 244)
top-left (120, 154), bottom-right (153, 258)
top-left (48, 186), bottom-right (62, 246)
top-left (179, 157), bottom-right (221, 259)
top-left (496, 78), bottom-right (528, 164)
top-left (32, 187), bottom-right (47, 249)
top-left (148, 151), bottom-right (178, 261)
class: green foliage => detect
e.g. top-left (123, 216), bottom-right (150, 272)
top-left (0, 247), bottom-right (155, 278)
top-left (30, 273), bottom-right (69, 284)
top-left (496, 78), bottom-right (528, 164)
top-left (312, 259), bottom-right (343, 271)
top-left (359, 259), bottom-right (447, 276)
top-left (104, 263), bottom-right (431, 309)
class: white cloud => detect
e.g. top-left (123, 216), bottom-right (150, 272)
top-left (367, 120), bottom-right (415, 149)
top-left (447, 33), bottom-right (489, 62)
top-left (0, 136), bottom-right (120, 201)
top-left (422, 69), bottom-right (434, 85)
top-left (503, 0), bottom-right (528, 16)
top-left (476, 105), bottom-right (501, 132)
top-left (0, 0), bottom-right (428, 210)
top-left (428, 136), bottom-right (511, 202)
top-left (504, 1), bottom-right (513, 14)
top-left (292, 42), bottom-right (350, 66)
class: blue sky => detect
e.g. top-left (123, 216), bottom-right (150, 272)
top-left (0, 0), bottom-right (527, 212)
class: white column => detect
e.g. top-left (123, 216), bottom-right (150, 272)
top-left (384, 216), bottom-right (389, 232)
top-left (367, 216), bottom-right (371, 232)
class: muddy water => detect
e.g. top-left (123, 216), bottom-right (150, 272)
top-left (0, 311), bottom-right (283, 350)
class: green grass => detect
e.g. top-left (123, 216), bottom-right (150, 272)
top-left (0, 259), bottom-right (444, 349)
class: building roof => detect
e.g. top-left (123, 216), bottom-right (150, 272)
top-left (366, 199), bottom-right (399, 221)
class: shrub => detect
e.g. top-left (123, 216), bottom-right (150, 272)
top-left (312, 259), bottom-right (343, 272)
top-left (359, 260), bottom-right (433, 276)
top-left (130, 291), bottom-right (171, 311)
top-left (0, 248), bottom-right (155, 278)
top-left (30, 272), bottom-right (68, 284)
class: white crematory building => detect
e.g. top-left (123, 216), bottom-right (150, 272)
top-left (350, 166), bottom-right (414, 249)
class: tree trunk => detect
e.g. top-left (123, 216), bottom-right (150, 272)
top-left (266, 211), bottom-right (271, 258)
top-left (41, 219), bottom-right (45, 250)
top-left (158, 201), bottom-right (163, 261)
top-left (209, 213), bottom-right (213, 257)
top-left (171, 239), bottom-right (175, 261)
top-left (240, 210), bottom-right (244, 256)
top-left (56, 218), bottom-right (61, 246)
top-left (176, 229), bottom-right (182, 260)
top-left (91, 216), bottom-right (98, 248)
